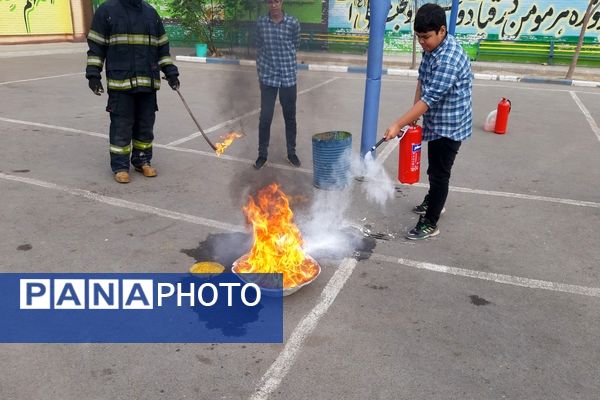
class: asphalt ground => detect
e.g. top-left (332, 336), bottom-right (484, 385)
top-left (0, 52), bottom-right (599, 400)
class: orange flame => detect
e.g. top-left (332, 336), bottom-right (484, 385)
top-left (240, 184), bottom-right (319, 288)
top-left (215, 131), bottom-right (244, 156)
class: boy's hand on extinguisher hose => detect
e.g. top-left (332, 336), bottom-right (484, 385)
top-left (384, 122), bottom-right (402, 141)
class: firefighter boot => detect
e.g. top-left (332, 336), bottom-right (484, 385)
top-left (135, 164), bottom-right (157, 177)
top-left (114, 171), bottom-right (130, 184)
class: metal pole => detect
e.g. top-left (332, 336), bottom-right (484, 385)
top-left (448, 0), bottom-right (460, 35)
top-left (175, 89), bottom-right (218, 151)
top-left (359, 0), bottom-right (392, 157)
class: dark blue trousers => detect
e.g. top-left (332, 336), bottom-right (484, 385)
top-left (258, 83), bottom-right (297, 158)
top-left (425, 137), bottom-right (462, 224)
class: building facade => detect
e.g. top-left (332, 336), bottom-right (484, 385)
top-left (2, 0), bottom-right (599, 47)
top-left (0, 0), bottom-right (93, 44)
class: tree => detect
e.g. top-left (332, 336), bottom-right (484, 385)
top-left (221, 0), bottom-right (254, 52)
top-left (565, 0), bottom-right (600, 79)
top-left (168, 0), bottom-right (223, 56)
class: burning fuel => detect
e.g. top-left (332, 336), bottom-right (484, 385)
top-left (235, 183), bottom-right (320, 290)
top-left (215, 131), bottom-right (244, 156)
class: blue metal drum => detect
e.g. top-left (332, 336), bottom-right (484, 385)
top-left (312, 131), bottom-right (352, 190)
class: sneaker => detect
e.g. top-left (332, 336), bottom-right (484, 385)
top-left (254, 156), bottom-right (267, 170)
top-left (287, 154), bottom-right (301, 167)
top-left (405, 216), bottom-right (440, 240)
top-left (134, 164), bottom-right (157, 177)
top-left (412, 195), bottom-right (445, 215)
top-left (114, 171), bottom-right (130, 184)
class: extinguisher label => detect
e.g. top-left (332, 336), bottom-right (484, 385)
top-left (412, 143), bottom-right (422, 152)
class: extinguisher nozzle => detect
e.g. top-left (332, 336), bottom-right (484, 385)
top-left (370, 137), bottom-right (386, 152)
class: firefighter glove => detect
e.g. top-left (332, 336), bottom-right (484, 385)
top-left (88, 78), bottom-right (104, 96)
top-left (167, 76), bottom-right (180, 90)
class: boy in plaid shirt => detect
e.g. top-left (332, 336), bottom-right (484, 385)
top-left (254, 0), bottom-right (301, 170)
top-left (384, 3), bottom-right (473, 240)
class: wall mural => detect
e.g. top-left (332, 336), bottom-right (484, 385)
top-left (329, 0), bottom-right (600, 43)
top-left (0, 0), bottom-right (73, 35)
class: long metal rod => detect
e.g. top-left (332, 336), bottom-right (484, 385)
top-left (175, 88), bottom-right (217, 151)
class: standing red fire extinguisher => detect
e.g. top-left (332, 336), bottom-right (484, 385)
top-left (398, 124), bottom-right (422, 184)
top-left (495, 97), bottom-right (511, 134)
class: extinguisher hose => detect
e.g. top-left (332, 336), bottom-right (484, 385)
top-left (369, 126), bottom-right (410, 152)
top-left (369, 137), bottom-right (386, 152)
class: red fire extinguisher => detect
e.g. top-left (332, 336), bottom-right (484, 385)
top-left (494, 98), bottom-right (511, 134)
top-left (398, 124), bottom-right (422, 184)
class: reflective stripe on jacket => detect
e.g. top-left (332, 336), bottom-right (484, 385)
top-left (86, 0), bottom-right (178, 92)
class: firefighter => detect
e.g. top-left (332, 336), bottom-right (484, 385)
top-left (85, 0), bottom-right (179, 183)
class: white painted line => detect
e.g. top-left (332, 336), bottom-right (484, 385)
top-left (2, 169), bottom-right (597, 300)
top-left (0, 116), bottom-right (107, 139)
top-left (474, 73), bottom-right (497, 80)
top-left (0, 172), bottom-right (245, 233)
top-left (167, 77), bottom-right (338, 146)
top-left (307, 64), bottom-right (329, 71)
top-left (403, 182), bottom-right (600, 209)
top-left (3, 116), bottom-right (597, 208)
top-left (571, 80), bottom-right (599, 88)
top-left (498, 75), bottom-right (520, 82)
top-left (346, 76), bottom-right (599, 94)
top-left (327, 65), bottom-right (348, 73)
top-left (0, 48), bottom-right (86, 59)
top-left (239, 59), bottom-right (256, 67)
top-left (371, 253), bottom-right (600, 298)
top-left (387, 68), bottom-right (411, 76)
top-left (475, 82), bottom-right (600, 94)
top-left (175, 55), bottom-right (207, 63)
top-left (0, 72), bottom-right (83, 86)
top-left (569, 91), bottom-right (600, 142)
top-left (166, 108), bottom-right (261, 147)
top-left (297, 77), bottom-right (338, 95)
top-left (0, 165), bottom-right (352, 400)
top-left (377, 135), bottom-right (400, 164)
top-left (0, 116), bottom-right (313, 174)
top-left (249, 257), bottom-right (358, 400)
top-left (159, 144), bottom-right (313, 174)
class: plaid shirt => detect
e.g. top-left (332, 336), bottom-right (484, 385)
top-left (256, 13), bottom-right (300, 88)
top-left (419, 34), bottom-right (473, 141)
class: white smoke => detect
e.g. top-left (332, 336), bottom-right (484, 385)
top-left (299, 145), bottom-right (396, 259)
top-left (300, 143), bottom-right (354, 258)
top-left (300, 188), bottom-right (357, 259)
top-left (352, 151), bottom-right (396, 209)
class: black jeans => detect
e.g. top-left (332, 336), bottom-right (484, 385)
top-left (107, 91), bottom-right (157, 173)
top-left (258, 83), bottom-right (297, 158)
top-left (424, 137), bottom-right (462, 225)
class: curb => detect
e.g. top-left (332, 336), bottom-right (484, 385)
top-left (175, 55), bottom-right (600, 88)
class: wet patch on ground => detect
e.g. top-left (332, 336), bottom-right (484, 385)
top-left (181, 232), bottom-right (252, 272)
top-left (469, 295), bottom-right (491, 306)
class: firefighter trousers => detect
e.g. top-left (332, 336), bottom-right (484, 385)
top-left (106, 91), bottom-right (157, 173)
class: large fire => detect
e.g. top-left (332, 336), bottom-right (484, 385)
top-left (238, 183), bottom-right (319, 289)
top-left (215, 131), bottom-right (244, 156)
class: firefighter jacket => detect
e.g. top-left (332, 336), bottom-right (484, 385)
top-left (86, 0), bottom-right (178, 92)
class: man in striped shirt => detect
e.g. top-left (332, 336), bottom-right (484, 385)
top-left (86, 0), bottom-right (179, 183)
top-left (384, 3), bottom-right (473, 240)
top-left (254, 0), bottom-right (301, 169)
